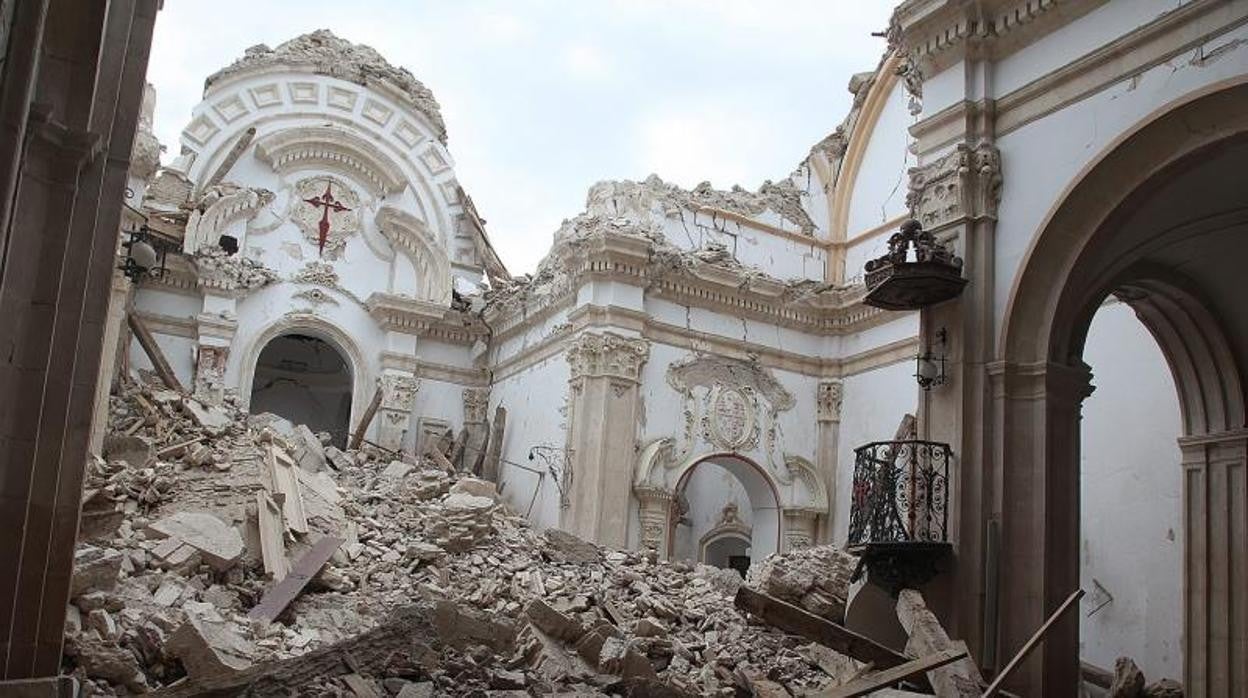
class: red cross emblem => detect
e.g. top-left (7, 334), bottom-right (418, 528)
top-left (303, 181), bottom-right (352, 255)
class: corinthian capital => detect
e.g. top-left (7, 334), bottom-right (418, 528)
top-left (566, 332), bottom-right (649, 383)
top-left (907, 141), bottom-right (1002, 231)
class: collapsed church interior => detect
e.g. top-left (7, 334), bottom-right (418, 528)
top-left (0, 0), bottom-right (1244, 695)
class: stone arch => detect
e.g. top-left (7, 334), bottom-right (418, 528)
top-left (238, 313), bottom-right (370, 437)
top-left (828, 52), bottom-right (903, 242)
top-left (994, 81), bottom-right (1248, 694)
top-left (250, 333), bottom-right (353, 447)
top-left (667, 452), bottom-right (784, 562)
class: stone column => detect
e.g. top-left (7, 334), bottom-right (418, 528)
top-left (634, 486), bottom-right (675, 558)
top-left (561, 332), bottom-right (649, 548)
top-left (1178, 428), bottom-right (1247, 696)
top-left (816, 379), bottom-right (843, 543)
top-left (0, 0), bottom-right (158, 680)
top-left (88, 270), bottom-right (132, 456)
top-left (783, 508), bottom-right (820, 551)
top-left (376, 373), bottom-right (419, 452)
top-left (990, 359), bottom-right (1093, 693)
top-left (908, 140), bottom-right (1002, 661)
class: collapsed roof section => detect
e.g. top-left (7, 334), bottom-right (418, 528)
top-left (205, 30), bottom-right (448, 145)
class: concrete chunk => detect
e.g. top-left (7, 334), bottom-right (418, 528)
top-left (167, 602), bottom-right (255, 679)
top-left (71, 546), bottom-right (123, 597)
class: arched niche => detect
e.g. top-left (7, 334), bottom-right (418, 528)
top-left (667, 453), bottom-right (783, 562)
top-left (238, 313), bottom-right (370, 443)
top-left (375, 205), bottom-right (452, 305)
top-left (250, 333), bottom-right (353, 448)
top-left (994, 80), bottom-right (1248, 694)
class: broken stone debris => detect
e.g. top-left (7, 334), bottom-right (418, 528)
top-left (67, 380), bottom-right (1183, 697)
top-left (64, 380), bottom-right (876, 696)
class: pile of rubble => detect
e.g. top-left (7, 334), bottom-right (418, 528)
top-left (64, 382), bottom-right (870, 696)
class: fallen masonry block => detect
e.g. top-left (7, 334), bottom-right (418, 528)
top-left (70, 634), bottom-right (149, 693)
top-left (542, 528), bottom-right (600, 564)
top-left (71, 546), bottom-right (122, 597)
top-left (396, 682), bottom-right (435, 698)
top-left (167, 602), bottom-right (256, 679)
top-left (149, 536), bottom-right (201, 573)
top-left (292, 423), bottom-right (328, 472)
top-left (381, 460), bottom-right (414, 479)
top-left (896, 588), bottom-right (985, 695)
top-left (448, 476), bottom-right (498, 501)
top-left (181, 398), bottom-right (231, 436)
top-left (147, 511), bottom-right (243, 571)
top-left (254, 492), bottom-right (290, 580)
top-left (525, 599), bottom-right (585, 644)
top-left (247, 535), bottom-right (344, 622)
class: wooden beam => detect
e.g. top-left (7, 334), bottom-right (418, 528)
top-left (127, 311), bottom-right (185, 392)
top-left (812, 648), bottom-right (968, 697)
top-left (982, 589), bottom-right (1085, 697)
top-left (248, 535), bottom-right (344, 622)
top-left (349, 387), bottom-right (382, 450)
top-left (734, 587), bottom-right (913, 670)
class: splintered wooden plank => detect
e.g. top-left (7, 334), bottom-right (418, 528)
top-left (734, 587), bottom-right (912, 670)
top-left (128, 312), bottom-right (185, 392)
top-left (248, 535), bottom-right (344, 622)
top-left (255, 492), bottom-right (290, 580)
top-left (266, 444), bottom-right (309, 534)
top-left (812, 648), bottom-right (968, 697)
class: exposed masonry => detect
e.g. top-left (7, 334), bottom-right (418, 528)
top-left (206, 30), bottom-right (448, 144)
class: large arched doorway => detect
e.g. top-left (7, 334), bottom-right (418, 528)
top-left (250, 333), bottom-right (354, 448)
top-left (996, 83), bottom-right (1248, 694)
top-left (668, 454), bottom-right (782, 574)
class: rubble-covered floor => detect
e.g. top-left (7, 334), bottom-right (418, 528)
top-left (65, 381), bottom-right (863, 696)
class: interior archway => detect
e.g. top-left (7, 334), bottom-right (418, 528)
top-left (996, 83), bottom-right (1248, 694)
top-left (250, 333), bottom-right (353, 448)
top-left (669, 454), bottom-right (781, 569)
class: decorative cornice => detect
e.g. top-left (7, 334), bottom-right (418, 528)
top-left (566, 332), bottom-right (649, 384)
top-left (379, 352), bottom-right (489, 386)
top-left (367, 296), bottom-right (482, 345)
top-left (890, 0), bottom-right (1110, 76)
top-left (254, 124), bottom-right (407, 196)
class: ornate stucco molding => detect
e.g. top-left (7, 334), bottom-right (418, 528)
top-left (183, 183), bottom-right (274, 254)
top-left (379, 373), bottom-right (420, 413)
top-left (192, 248), bottom-right (278, 297)
top-left (817, 380), bottom-right (844, 423)
top-left (782, 507), bottom-right (821, 550)
top-left (254, 124), bottom-right (407, 196)
top-left (375, 205), bottom-right (453, 305)
top-left (907, 142), bottom-right (1002, 231)
top-left (566, 332), bottom-right (649, 385)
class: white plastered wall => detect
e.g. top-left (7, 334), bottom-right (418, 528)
top-left (1080, 300), bottom-right (1182, 680)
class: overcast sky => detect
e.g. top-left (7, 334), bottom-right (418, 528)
top-left (146, 2), bottom-right (893, 274)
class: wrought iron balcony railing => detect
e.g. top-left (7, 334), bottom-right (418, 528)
top-left (847, 439), bottom-right (951, 549)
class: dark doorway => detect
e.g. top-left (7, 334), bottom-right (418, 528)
top-left (250, 333), bottom-right (352, 447)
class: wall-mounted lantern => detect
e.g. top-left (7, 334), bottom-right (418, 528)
top-left (915, 327), bottom-right (948, 391)
top-left (863, 220), bottom-right (967, 311)
top-left (119, 224), bottom-right (175, 282)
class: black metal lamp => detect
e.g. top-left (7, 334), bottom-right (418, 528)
top-left (119, 224), bottom-right (172, 281)
top-left (915, 327), bottom-right (948, 391)
top-left (218, 234), bottom-right (239, 255)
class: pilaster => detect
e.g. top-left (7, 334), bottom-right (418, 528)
top-left (783, 508), bottom-right (820, 551)
top-left (376, 372), bottom-right (419, 452)
top-left (561, 331), bottom-right (649, 548)
top-left (634, 485), bottom-right (676, 558)
top-left (816, 379), bottom-right (843, 543)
